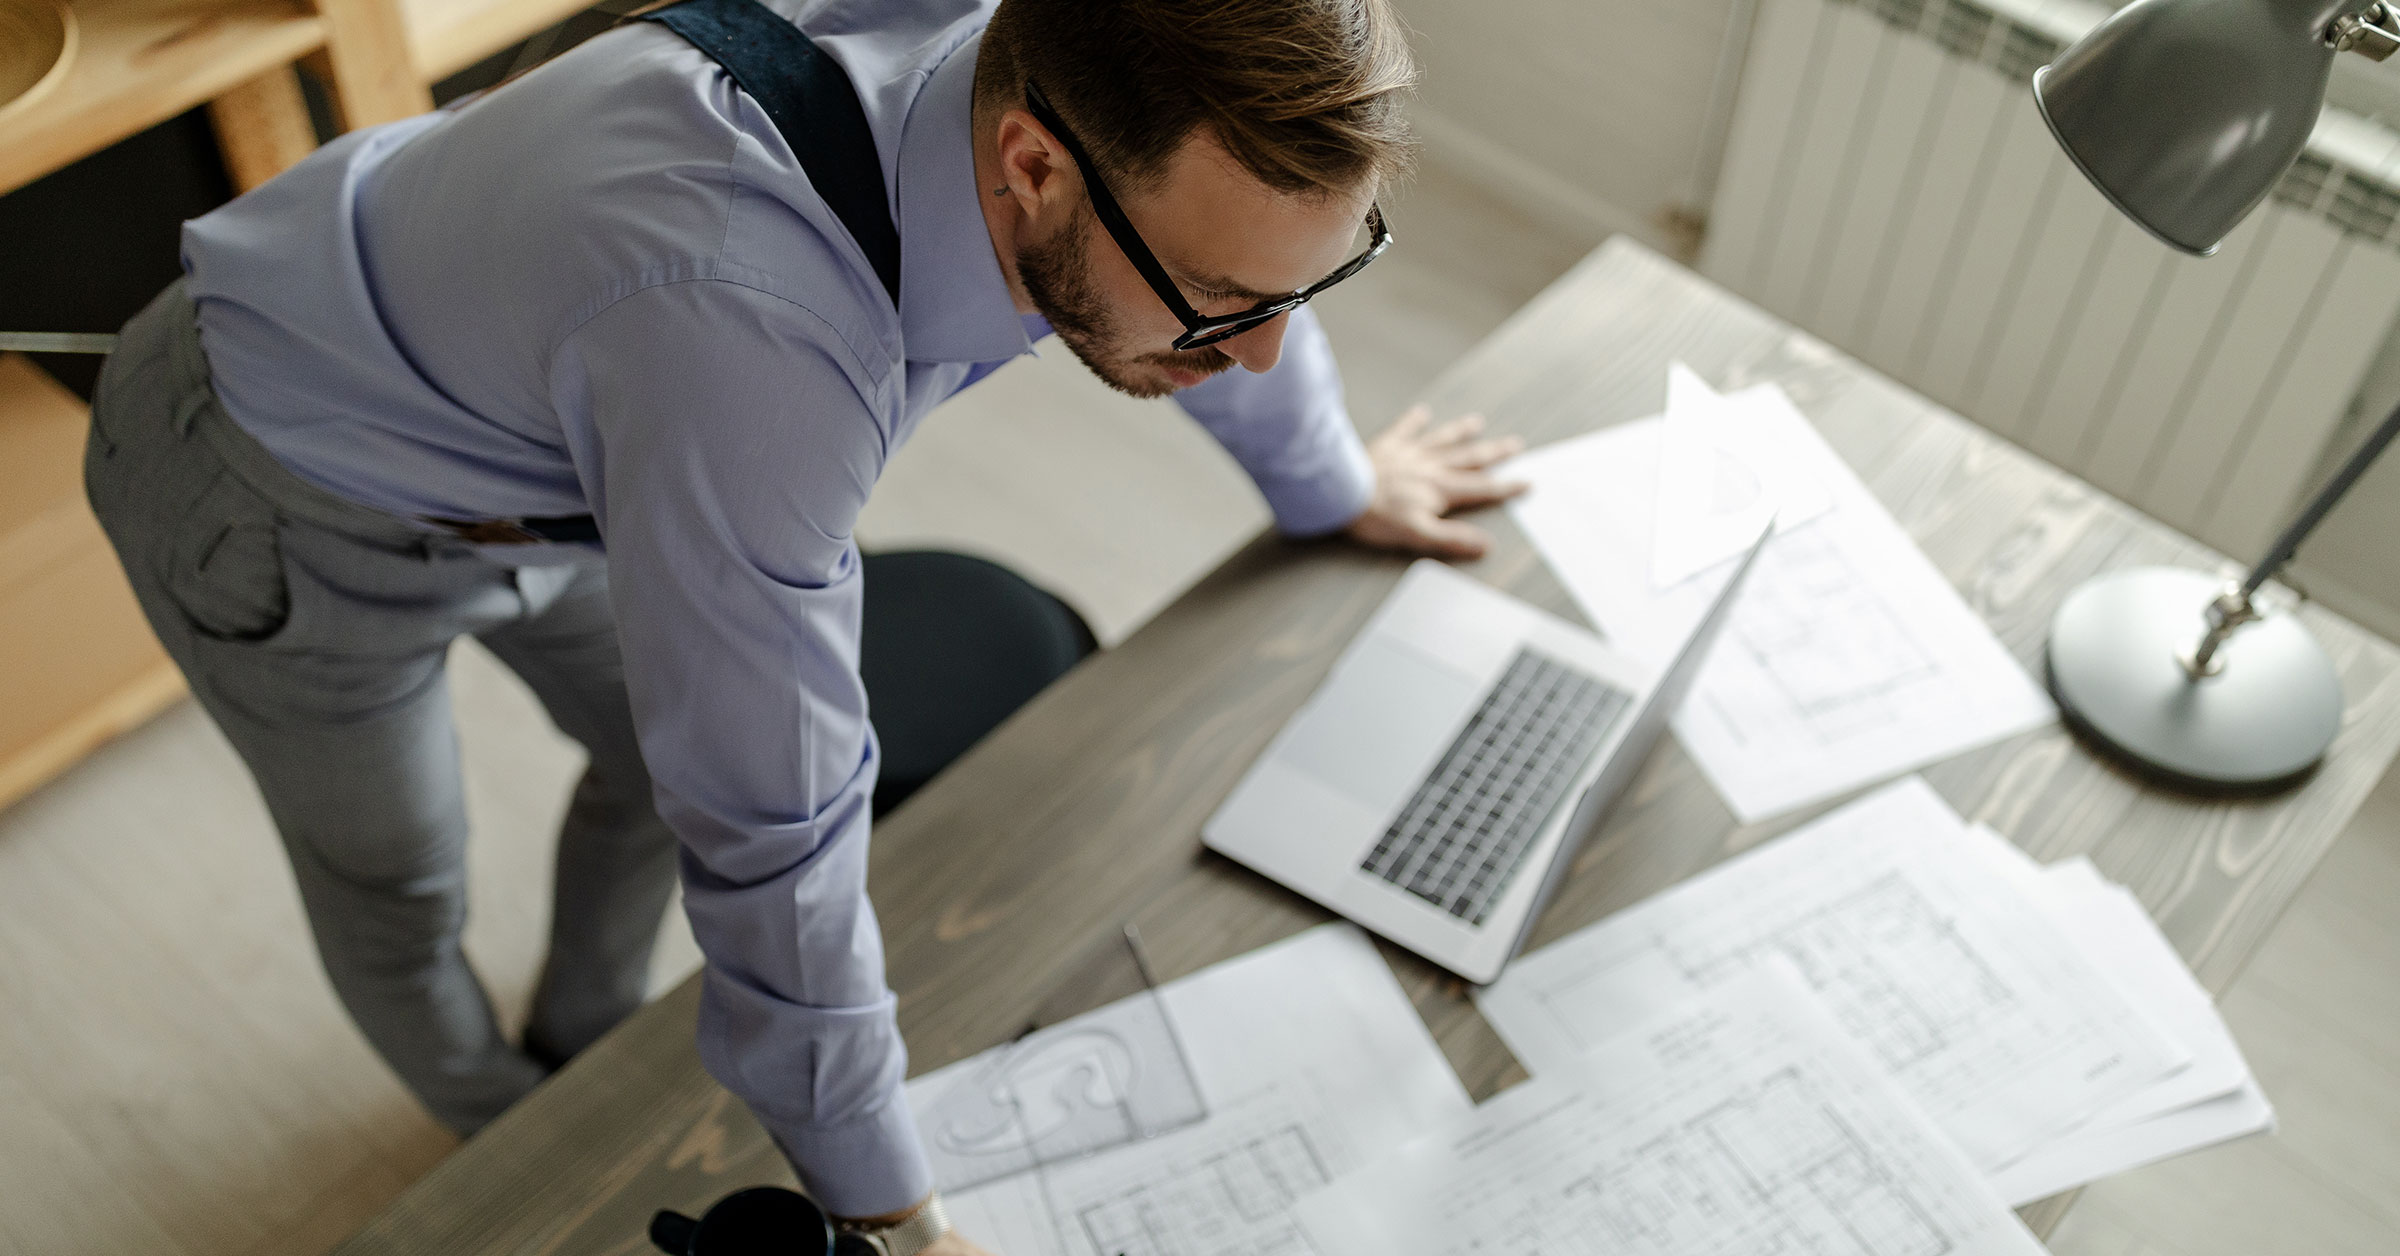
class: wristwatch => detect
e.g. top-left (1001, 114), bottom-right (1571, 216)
top-left (833, 1195), bottom-right (950, 1256)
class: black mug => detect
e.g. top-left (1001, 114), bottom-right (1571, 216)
top-left (649, 1186), bottom-right (835, 1256)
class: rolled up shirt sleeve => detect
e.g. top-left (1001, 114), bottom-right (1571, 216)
top-left (549, 278), bottom-right (931, 1218)
top-left (1172, 305), bottom-right (1375, 537)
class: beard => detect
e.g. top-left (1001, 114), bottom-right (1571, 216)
top-left (1017, 204), bottom-right (1236, 400)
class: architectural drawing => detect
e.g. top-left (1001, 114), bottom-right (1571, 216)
top-left (919, 988), bottom-right (1206, 1192)
top-left (917, 926), bottom-right (1475, 1256)
top-left (1299, 976), bottom-right (2047, 1256)
top-left (1074, 1126), bottom-right (1330, 1256)
top-left (1729, 528), bottom-right (1940, 738)
top-left (1662, 872), bottom-right (2017, 1074)
top-left (1493, 1068), bottom-right (1951, 1256)
top-left (1479, 780), bottom-right (2186, 1172)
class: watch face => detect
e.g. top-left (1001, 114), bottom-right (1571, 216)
top-left (832, 1234), bottom-right (885, 1256)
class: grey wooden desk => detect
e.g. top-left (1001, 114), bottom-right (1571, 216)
top-left (333, 238), bottom-right (2400, 1254)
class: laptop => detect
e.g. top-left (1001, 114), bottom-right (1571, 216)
top-left (1203, 527), bottom-right (1767, 983)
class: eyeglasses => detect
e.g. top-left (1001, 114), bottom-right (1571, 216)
top-left (1023, 81), bottom-right (1393, 351)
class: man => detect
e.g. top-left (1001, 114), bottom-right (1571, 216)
top-left (85, 0), bottom-right (1521, 1250)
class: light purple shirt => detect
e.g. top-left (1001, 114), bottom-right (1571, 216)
top-left (178, 0), bottom-right (1372, 1217)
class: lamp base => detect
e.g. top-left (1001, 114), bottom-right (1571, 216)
top-left (2046, 567), bottom-right (2342, 794)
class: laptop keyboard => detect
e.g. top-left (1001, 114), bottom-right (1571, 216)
top-left (1360, 648), bottom-right (1630, 925)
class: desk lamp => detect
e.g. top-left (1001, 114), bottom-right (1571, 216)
top-left (2031, 0), bottom-right (2400, 791)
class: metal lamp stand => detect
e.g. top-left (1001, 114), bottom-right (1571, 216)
top-left (2047, 394), bottom-right (2400, 793)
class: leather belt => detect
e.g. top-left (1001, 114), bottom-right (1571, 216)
top-left (423, 515), bottom-right (602, 545)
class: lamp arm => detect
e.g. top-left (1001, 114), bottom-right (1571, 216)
top-left (2238, 387), bottom-right (2400, 601)
top-left (2185, 386), bottom-right (2400, 674)
top-left (2198, 389), bottom-right (2400, 672)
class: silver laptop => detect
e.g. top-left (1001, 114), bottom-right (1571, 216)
top-left (1203, 528), bottom-right (1767, 983)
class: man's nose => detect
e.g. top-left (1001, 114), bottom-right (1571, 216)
top-left (1219, 311), bottom-right (1291, 374)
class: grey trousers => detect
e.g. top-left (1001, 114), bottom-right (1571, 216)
top-left (84, 281), bottom-right (678, 1134)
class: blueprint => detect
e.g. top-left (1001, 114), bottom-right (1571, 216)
top-left (914, 960), bottom-right (1207, 1191)
top-left (1298, 972), bottom-right (2047, 1256)
top-left (914, 924), bottom-right (1471, 1256)
top-left (1945, 836), bottom-right (2273, 1203)
top-left (1952, 836), bottom-right (2249, 1132)
top-left (1503, 370), bottom-right (2052, 821)
top-left (1476, 778), bottom-right (2187, 1172)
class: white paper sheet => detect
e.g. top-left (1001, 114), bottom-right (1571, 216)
top-left (1475, 778), bottom-right (2187, 1171)
top-left (1942, 834), bottom-right (2273, 1202)
top-left (1298, 971), bottom-right (2047, 1256)
top-left (1952, 838), bottom-right (2250, 1130)
top-left (2024, 860), bottom-right (2250, 1124)
top-left (1989, 1080), bottom-right (2276, 1205)
top-left (914, 960), bottom-right (1208, 1192)
top-left (1651, 362), bottom-right (1833, 586)
top-left (913, 924), bottom-right (1471, 1256)
top-left (1504, 376), bottom-right (2052, 821)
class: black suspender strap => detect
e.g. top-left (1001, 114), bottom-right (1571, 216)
top-left (644, 0), bottom-right (903, 307)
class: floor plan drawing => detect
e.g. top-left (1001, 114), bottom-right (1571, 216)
top-left (1659, 872), bottom-right (2018, 1076)
top-left (947, 1083), bottom-right (1365, 1256)
top-left (1074, 1125), bottom-right (1331, 1256)
top-left (1726, 528), bottom-right (1940, 738)
top-left (918, 925), bottom-right (1474, 1256)
top-left (1478, 780), bottom-right (2186, 1171)
top-left (1503, 1067), bottom-right (1953, 1256)
top-left (917, 988), bottom-right (1207, 1192)
top-left (1299, 979), bottom-right (2047, 1256)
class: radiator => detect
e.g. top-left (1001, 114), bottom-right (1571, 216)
top-left (1700, 0), bottom-right (2400, 559)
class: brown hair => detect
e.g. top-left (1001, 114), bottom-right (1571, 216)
top-left (974, 0), bottom-right (1417, 200)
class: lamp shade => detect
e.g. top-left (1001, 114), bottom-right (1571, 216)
top-left (2033, 0), bottom-right (2345, 254)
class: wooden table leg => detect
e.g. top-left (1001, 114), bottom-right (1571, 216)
top-left (206, 66), bottom-right (321, 193)
top-left (315, 0), bottom-right (434, 129)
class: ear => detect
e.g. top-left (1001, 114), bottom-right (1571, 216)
top-left (992, 107), bottom-right (1075, 221)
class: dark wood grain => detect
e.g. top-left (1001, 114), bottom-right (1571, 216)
top-left (331, 239), bottom-right (2400, 1255)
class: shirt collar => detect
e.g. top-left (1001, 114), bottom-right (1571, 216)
top-left (895, 32), bottom-right (1032, 364)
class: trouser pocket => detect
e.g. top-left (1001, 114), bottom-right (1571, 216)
top-left (165, 468), bottom-right (293, 644)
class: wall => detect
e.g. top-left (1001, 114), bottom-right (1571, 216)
top-left (1400, 0), bottom-right (2400, 265)
top-left (2301, 78), bottom-right (2400, 643)
top-left (2291, 327), bottom-right (2400, 644)
top-left (1397, 0), bottom-right (1743, 258)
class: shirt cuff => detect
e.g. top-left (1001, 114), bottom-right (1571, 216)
top-left (770, 1082), bottom-right (937, 1219)
top-left (1257, 424), bottom-right (1376, 538)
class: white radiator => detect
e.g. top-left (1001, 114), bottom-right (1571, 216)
top-left (1700, 0), bottom-right (2400, 559)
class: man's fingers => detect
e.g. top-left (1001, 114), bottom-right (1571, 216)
top-left (1441, 435), bottom-right (1524, 469)
top-left (1408, 512), bottom-right (1492, 559)
top-left (1440, 470), bottom-right (1531, 508)
top-left (1352, 409), bottom-right (1524, 560)
top-left (1425, 412), bottom-right (1487, 446)
top-left (1384, 404), bottom-right (1433, 442)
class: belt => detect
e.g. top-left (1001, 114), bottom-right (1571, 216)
top-left (423, 514), bottom-right (602, 545)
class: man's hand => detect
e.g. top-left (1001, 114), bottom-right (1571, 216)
top-left (1346, 407), bottom-right (1528, 559)
top-left (834, 1197), bottom-right (996, 1256)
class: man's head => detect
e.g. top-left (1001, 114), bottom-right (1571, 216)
top-left (972, 0), bottom-right (1416, 398)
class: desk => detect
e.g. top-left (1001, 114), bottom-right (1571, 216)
top-left (332, 238), bottom-right (2400, 1253)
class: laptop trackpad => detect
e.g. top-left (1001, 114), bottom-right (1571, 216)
top-left (1281, 635), bottom-right (1483, 811)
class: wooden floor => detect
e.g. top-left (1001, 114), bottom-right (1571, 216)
top-left (0, 163), bottom-right (2393, 1255)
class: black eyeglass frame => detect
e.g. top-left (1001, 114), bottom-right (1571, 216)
top-left (1022, 81), bottom-right (1393, 351)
